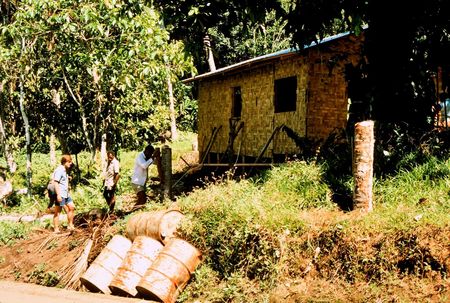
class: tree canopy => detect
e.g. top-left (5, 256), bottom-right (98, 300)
top-left (0, 0), bottom-right (196, 158)
top-left (286, 0), bottom-right (450, 125)
top-left (155, 0), bottom-right (450, 127)
top-left (153, 0), bottom-right (288, 72)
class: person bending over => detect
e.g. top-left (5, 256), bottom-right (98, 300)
top-left (131, 144), bottom-right (161, 208)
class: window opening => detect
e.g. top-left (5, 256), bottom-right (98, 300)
top-left (274, 76), bottom-right (297, 113)
top-left (232, 86), bottom-right (242, 118)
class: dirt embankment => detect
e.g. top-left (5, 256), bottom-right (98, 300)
top-left (2, 222), bottom-right (449, 302)
top-left (0, 211), bottom-right (120, 289)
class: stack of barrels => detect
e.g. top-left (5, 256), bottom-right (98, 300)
top-left (80, 210), bottom-right (202, 303)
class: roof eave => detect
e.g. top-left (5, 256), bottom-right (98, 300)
top-left (182, 28), bottom-right (365, 84)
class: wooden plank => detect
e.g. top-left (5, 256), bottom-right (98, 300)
top-left (200, 126), bottom-right (222, 164)
top-left (254, 124), bottom-right (284, 163)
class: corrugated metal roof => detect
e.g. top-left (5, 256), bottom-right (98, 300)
top-left (183, 30), bottom-right (357, 83)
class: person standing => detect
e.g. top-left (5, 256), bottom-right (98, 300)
top-left (131, 144), bottom-right (161, 208)
top-left (52, 154), bottom-right (75, 233)
top-left (103, 151), bottom-right (120, 213)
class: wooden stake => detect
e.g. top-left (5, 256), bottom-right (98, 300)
top-left (352, 120), bottom-right (374, 212)
top-left (162, 145), bottom-right (172, 199)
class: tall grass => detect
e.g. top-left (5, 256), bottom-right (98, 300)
top-left (360, 156), bottom-right (450, 232)
top-left (179, 161), bottom-right (335, 237)
top-left (176, 156), bottom-right (449, 301)
top-left (176, 160), bottom-right (336, 300)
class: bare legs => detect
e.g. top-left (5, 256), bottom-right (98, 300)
top-left (65, 202), bottom-right (75, 230)
top-left (104, 190), bottom-right (116, 213)
top-left (52, 203), bottom-right (75, 232)
top-left (53, 205), bottom-right (62, 233)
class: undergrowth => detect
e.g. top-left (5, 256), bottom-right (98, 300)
top-left (177, 156), bottom-right (449, 302)
top-left (0, 131), bottom-right (449, 302)
top-left (0, 221), bottom-right (34, 246)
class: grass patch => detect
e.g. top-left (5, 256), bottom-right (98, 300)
top-left (175, 156), bottom-right (449, 301)
top-left (0, 221), bottom-right (34, 246)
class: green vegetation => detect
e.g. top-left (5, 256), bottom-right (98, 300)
top-left (27, 263), bottom-right (60, 287)
top-left (0, 221), bottom-right (34, 246)
top-left (0, 0), bottom-right (198, 196)
top-left (0, 136), bottom-right (449, 301)
top-left (172, 156), bottom-right (449, 301)
top-left (0, 132), bottom-right (198, 215)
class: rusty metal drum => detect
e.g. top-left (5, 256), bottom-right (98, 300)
top-left (80, 235), bottom-right (132, 294)
top-left (108, 236), bottom-right (163, 297)
top-left (126, 210), bottom-right (184, 243)
top-left (136, 238), bottom-right (202, 303)
top-left (136, 268), bottom-right (180, 303)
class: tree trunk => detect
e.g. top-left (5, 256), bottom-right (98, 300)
top-left (352, 120), bottom-right (374, 212)
top-left (92, 99), bottom-right (99, 164)
top-left (162, 145), bottom-right (172, 199)
top-left (49, 89), bottom-right (60, 167)
top-left (167, 74), bottom-right (178, 141)
top-left (80, 110), bottom-right (96, 163)
top-left (0, 81), bottom-right (17, 173)
top-left (57, 133), bottom-right (69, 154)
top-left (62, 70), bottom-right (95, 162)
top-left (203, 34), bottom-right (216, 72)
top-left (100, 133), bottom-right (107, 175)
top-left (49, 132), bottom-right (56, 167)
top-left (0, 115), bottom-right (16, 173)
top-left (19, 71), bottom-right (32, 197)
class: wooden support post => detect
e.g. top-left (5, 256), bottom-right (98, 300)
top-left (352, 120), bottom-right (374, 212)
top-left (200, 126), bottom-right (222, 164)
top-left (254, 124), bottom-right (284, 164)
top-left (161, 145), bottom-right (172, 199)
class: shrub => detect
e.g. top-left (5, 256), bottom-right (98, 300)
top-left (27, 263), bottom-right (60, 286)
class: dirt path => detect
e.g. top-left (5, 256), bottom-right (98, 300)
top-left (0, 281), bottom-right (154, 303)
top-left (0, 213), bottom-right (67, 223)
